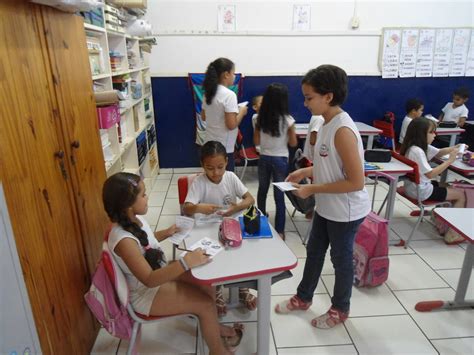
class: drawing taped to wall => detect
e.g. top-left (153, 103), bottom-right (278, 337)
top-left (217, 4), bottom-right (236, 32)
top-left (292, 4), bottom-right (311, 31)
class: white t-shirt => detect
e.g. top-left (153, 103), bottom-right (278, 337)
top-left (399, 116), bottom-right (412, 144)
top-left (441, 103), bottom-right (469, 124)
top-left (303, 115), bottom-right (324, 161)
top-left (312, 111), bottom-right (370, 222)
top-left (259, 115), bottom-right (295, 158)
top-left (251, 113), bottom-right (261, 152)
top-left (202, 85), bottom-right (239, 153)
top-left (108, 215), bottom-right (166, 315)
top-left (404, 145), bottom-right (440, 201)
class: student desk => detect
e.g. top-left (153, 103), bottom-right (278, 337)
top-left (435, 127), bottom-right (465, 146)
top-left (438, 159), bottom-right (474, 183)
top-left (294, 122), bottom-right (383, 149)
top-left (186, 221), bottom-right (297, 355)
top-left (415, 208), bottom-right (474, 312)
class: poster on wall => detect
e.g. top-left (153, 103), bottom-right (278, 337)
top-left (292, 4), bottom-right (311, 31)
top-left (381, 29), bottom-right (401, 78)
top-left (217, 4), bottom-right (236, 32)
top-left (433, 28), bottom-right (453, 77)
top-left (416, 29), bottom-right (435, 77)
top-left (449, 28), bottom-right (471, 77)
top-left (466, 31), bottom-right (474, 76)
top-left (399, 29), bottom-right (419, 77)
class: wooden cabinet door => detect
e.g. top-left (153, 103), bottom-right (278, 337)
top-left (0, 2), bottom-right (97, 353)
top-left (41, 7), bottom-right (109, 275)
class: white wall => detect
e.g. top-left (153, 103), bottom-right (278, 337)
top-left (145, 0), bottom-right (473, 76)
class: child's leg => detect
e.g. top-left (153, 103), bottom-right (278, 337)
top-left (446, 187), bottom-right (466, 208)
top-left (272, 156), bottom-right (289, 234)
top-left (150, 281), bottom-right (233, 355)
top-left (257, 156), bottom-right (272, 215)
top-left (238, 287), bottom-right (257, 311)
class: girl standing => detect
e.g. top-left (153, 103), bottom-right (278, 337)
top-left (275, 65), bottom-right (370, 329)
top-left (254, 83), bottom-right (297, 239)
top-left (202, 57), bottom-right (248, 171)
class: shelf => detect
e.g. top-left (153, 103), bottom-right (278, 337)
top-left (105, 154), bottom-right (121, 171)
top-left (120, 137), bottom-right (135, 153)
top-left (84, 23), bottom-right (106, 33)
top-left (111, 66), bottom-right (148, 77)
top-left (92, 73), bottom-right (111, 80)
top-left (123, 167), bottom-right (140, 175)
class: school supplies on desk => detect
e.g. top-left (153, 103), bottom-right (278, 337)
top-left (238, 215), bottom-right (272, 239)
top-left (364, 162), bottom-right (380, 171)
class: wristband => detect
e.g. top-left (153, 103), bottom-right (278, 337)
top-left (178, 256), bottom-right (190, 271)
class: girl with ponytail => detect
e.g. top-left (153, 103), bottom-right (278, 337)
top-left (102, 173), bottom-right (243, 353)
top-left (202, 57), bottom-right (248, 171)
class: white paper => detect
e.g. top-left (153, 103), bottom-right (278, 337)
top-left (167, 216), bottom-right (194, 245)
top-left (292, 4), bottom-right (311, 31)
top-left (425, 114), bottom-right (439, 123)
top-left (433, 29), bottom-right (453, 77)
top-left (195, 213), bottom-right (223, 226)
top-left (382, 29), bottom-right (401, 78)
top-left (416, 29), bottom-right (435, 77)
top-left (399, 29), bottom-right (419, 78)
top-left (217, 5), bottom-right (236, 32)
top-left (449, 28), bottom-right (471, 77)
top-left (181, 237), bottom-right (223, 258)
top-left (272, 182), bottom-right (298, 192)
top-left (238, 101), bottom-right (248, 107)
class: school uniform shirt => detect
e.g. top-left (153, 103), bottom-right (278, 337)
top-left (399, 116), bottom-right (412, 144)
top-left (202, 85), bottom-right (239, 153)
top-left (251, 113), bottom-right (261, 152)
top-left (303, 115), bottom-right (324, 161)
top-left (441, 103), bottom-right (469, 124)
top-left (185, 171), bottom-right (248, 218)
top-left (108, 215), bottom-right (166, 316)
top-left (259, 115), bottom-right (295, 158)
top-left (312, 111), bottom-right (370, 222)
top-left (404, 145), bottom-right (440, 201)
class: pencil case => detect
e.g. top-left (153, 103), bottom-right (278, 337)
top-left (364, 149), bottom-right (391, 163)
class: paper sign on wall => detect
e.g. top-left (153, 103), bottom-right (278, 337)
top-left (218, 4), bottom-right (236, 32)
top-left (433, 29), bottom-right (453, 77)
top-left (449, 28), bottom-right (471, 77)
top-left (399, 29), bottom-right (419, 77)
top-left (292, 4), bottom-right (311, 31)
top-left (416, 29), bottom-right (435, 77)
top-left (466, 31), bottom-right (474, 77)
top-left (382, 29), bottom-right (401, 78)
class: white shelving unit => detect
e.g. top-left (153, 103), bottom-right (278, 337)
top-left (83, 2), bottom-right (159, 178)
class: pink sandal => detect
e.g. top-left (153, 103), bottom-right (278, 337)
top-left (274, 295), bottom-right (312, 314)
top-left (311, 307), bottom-right (348, 329)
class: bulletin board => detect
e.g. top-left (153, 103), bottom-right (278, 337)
top-left (379, 27), bottom-right (473, 79)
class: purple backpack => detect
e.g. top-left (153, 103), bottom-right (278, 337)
top-left (353, 212), bottom-right (390, 287)
top-left (84, 242), bottom-right (133, 340)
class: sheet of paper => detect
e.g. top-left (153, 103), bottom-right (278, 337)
top-left (167, 216), bottom-right (194, 245)
top-left (195, 213), bottom-right (223, 226)
top-left (272, 182), bottom-right (297, 192)
top-left (238, 101), bottom-right (248, 107)
top-left (181, 237), bottom-right (224, 258)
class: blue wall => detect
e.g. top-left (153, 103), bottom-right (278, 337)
top-left (152, 76), bottom-right (473, 168)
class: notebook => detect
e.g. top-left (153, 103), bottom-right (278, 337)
top-left (238, 215), bottom-right (273, 239)
top-left (364, 162), bottom-right (380, 171)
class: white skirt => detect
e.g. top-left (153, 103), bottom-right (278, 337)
top-left (130, 284), bottom-right (160, 316)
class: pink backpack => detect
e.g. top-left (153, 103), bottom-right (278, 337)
top-left (353, 212), bottom-right (389, 287)
top-left (84, 242), bottom-right (133, 340)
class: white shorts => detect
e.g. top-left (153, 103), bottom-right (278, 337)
top-left (130, 285), bottom-right (160, 316)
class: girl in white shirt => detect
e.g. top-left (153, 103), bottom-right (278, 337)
top-left (103, 173), bottom-right (243, 353)
top-left (253, 83), bottom-right (298, 239)
top-left (275, 65), bottom-right (370, 329)
top-left (202, 58), bottom-right (248, 171)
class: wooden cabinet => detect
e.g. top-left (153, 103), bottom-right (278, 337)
top-left (0, 1), bottom-right (108, 353)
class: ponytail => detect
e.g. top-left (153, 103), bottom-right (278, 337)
top-left (203, 57), bottom-right (235, 105)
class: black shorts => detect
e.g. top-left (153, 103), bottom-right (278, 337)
top-left (427, 181), bottom-right (447, 201)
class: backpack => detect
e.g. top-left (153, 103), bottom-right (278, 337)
top-left (84, 243), bottom-right (133, 340)
top-left (285, 149), bottom-right (315, 214)
top-left (353, 212), bottom-right (389, 287)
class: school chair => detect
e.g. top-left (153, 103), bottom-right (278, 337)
top-left (234, 130), bottom-right (259, 181)
top-left (391, 152), bottom-right (451, 249)
top-left (373, 119), bottom-right (397, 151)
top-left (175, 174), bottom-right (199, 259)
top-left (103, 229), bottom-right (205, 355)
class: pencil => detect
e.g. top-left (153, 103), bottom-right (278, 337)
top-left (176, 246), bottom-right (211, 257)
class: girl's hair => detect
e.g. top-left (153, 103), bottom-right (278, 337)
top-left (203, 57), bottom-right (235, 105)
top-left (102, 172), bottom-right (163, 270)
top-left (256, 83), bottom-right (290, 137)
top-left (301, 65), bottom-right (348, 106)
top-left (200, 140), bottom-right (227, 162)
top-left (399, 117), bottom-right (436, 156)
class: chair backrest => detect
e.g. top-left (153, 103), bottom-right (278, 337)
top-left (236, 129), bottom-right (244, 146)
top-left (391, 151), bottom-right (420, 185)
top-left (177, 174), bottom-right (199, 214)
top-left (373, 120), bottom-right (395, 139)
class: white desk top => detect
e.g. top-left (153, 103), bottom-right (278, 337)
top-left (435, 127), bottom-right (465, 134)
top-left (366, 157), bottom-right (413, 175)
top-left (294, 122), bottom-right (382, 137)
top-left (433, 208), bottom-right (474, 242)
top-left (187, 221), bottom-right (297, 284)
top-left (434, 156), bottom-right (474, 176)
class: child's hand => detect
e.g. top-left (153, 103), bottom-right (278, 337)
top-left (447, 149), bottom-right (457, 163)
top-left (199, 203), bottom-right (221, 215)
top-left (165, 224), bottom-right (180, 237)
top-left (239, 105), bottom-right (248, 116)
top-left (220, 203), bottom-right (238, 217)
top-left (292, 184), bottom-right (313, 199)
top-left (184, 248), bottom-right (210, 268)
top-left (286, 169), bottom-right (305, 183)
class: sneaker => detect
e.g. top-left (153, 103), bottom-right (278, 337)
top-left (274, 295), bottom-right (312, 314)
top-left (311, 307), bottom-right (348, 329)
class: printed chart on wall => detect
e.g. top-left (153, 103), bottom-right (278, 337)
top-left (380, 27), bottom-right (473, 78)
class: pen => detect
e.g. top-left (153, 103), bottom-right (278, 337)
top-left (176, 246), bottom-right (211, 257)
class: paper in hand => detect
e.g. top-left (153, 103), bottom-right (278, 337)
top-left (238, 101), bottom-right (249, 107)
top-left (272, 182), bottom-right (298, 192)
top-left (167, 216), bottom-right (194, 245)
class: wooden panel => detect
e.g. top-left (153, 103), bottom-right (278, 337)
top-left (41, 7), bottom-right (108, 275)
top-left (0, 1), bottom-right (97, 353)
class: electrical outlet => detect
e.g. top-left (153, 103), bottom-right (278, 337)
top-left (351, 16), bottom-right (360, 29)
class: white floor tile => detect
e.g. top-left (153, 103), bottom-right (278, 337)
top-left (157, 168), bottom-right (173, 174)
top-left (143, 206), bottom-right (161, 226)
top-left (283, 231), bottom-right (307, 258)
top-left (322, 275), bottom-right (406, 317)
top-left (160, 198), bottom-right (181, 215)
top-left (148, 191), bottom-right (166, 207)
top-left (373, 199), bottom-right (415, 218)
top-left (385, 254), bottom-right (449, 291)
top-left (171, 173), bottom-right (192, 184)
top-left (409, 240), bottom-right (467, 270)
top-left (272, 259), bottom-right (326, 296)
top-left (271, 295), bottom-right (351, 348)
top-left (90, 328), bottom-right (120, 354)
top-left (155, 173), bottom-right (172, 181)
top-left (345, 315), bottom-right (437, 355)
top-left (157, 215), bottom-right (178, 231)
top-left (389, 217), bottom-right (441, 242)
top-left (394, 288), bottom-right (474, 339)
top-left (152, 179), bottom-right (170, 192)
top-left (278, 345), bottom-right (357, 354)
top-left (166, 184), bottom-right (179, 198)
top-left (173, 167), bottom-right (203, 173)
top-left (431, 337), bottom-right (474, 355)
top-left (436, 268), bottom-right (474, 299)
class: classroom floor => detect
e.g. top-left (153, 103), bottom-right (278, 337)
top-left (91, 167), bottom-right (474, 355)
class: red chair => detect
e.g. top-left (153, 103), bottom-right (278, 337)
top-left (373, 119), bottom-right (397, 151)
top-left (392, 151), bottom-right (451, 248)
top-left (234, 130), bottom-right (259, 180)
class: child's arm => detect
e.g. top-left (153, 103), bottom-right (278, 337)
top-left (114, 238), bottom-right (209, 288)
top-left (426, 150), bottom-right (457, 179)
top-left (309, 131), bottom-right (318, 146)
top-left (221, 191), bottom-right (255, 217)
top-left (253, 127), bottom-right (260, 146)
top-left (435, 145), bottom-right (460, 158)
top-left (286, 166), bottom-right (313, 183)
top-left (225, 106), bottom-right (248, 130)
top-left (288, 125), bottom-right (298, 147)
top-left (458, 116), bottom-right (467, 127)
top-left (438, 112), bottom-right (444, 122)
top-left (183, 202), bottom-right (221, 216)
top-left (154, 224), bottom-right (179, 242)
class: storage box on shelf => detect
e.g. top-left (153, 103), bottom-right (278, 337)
top-left (82, 2), bottom-right (159, 178)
